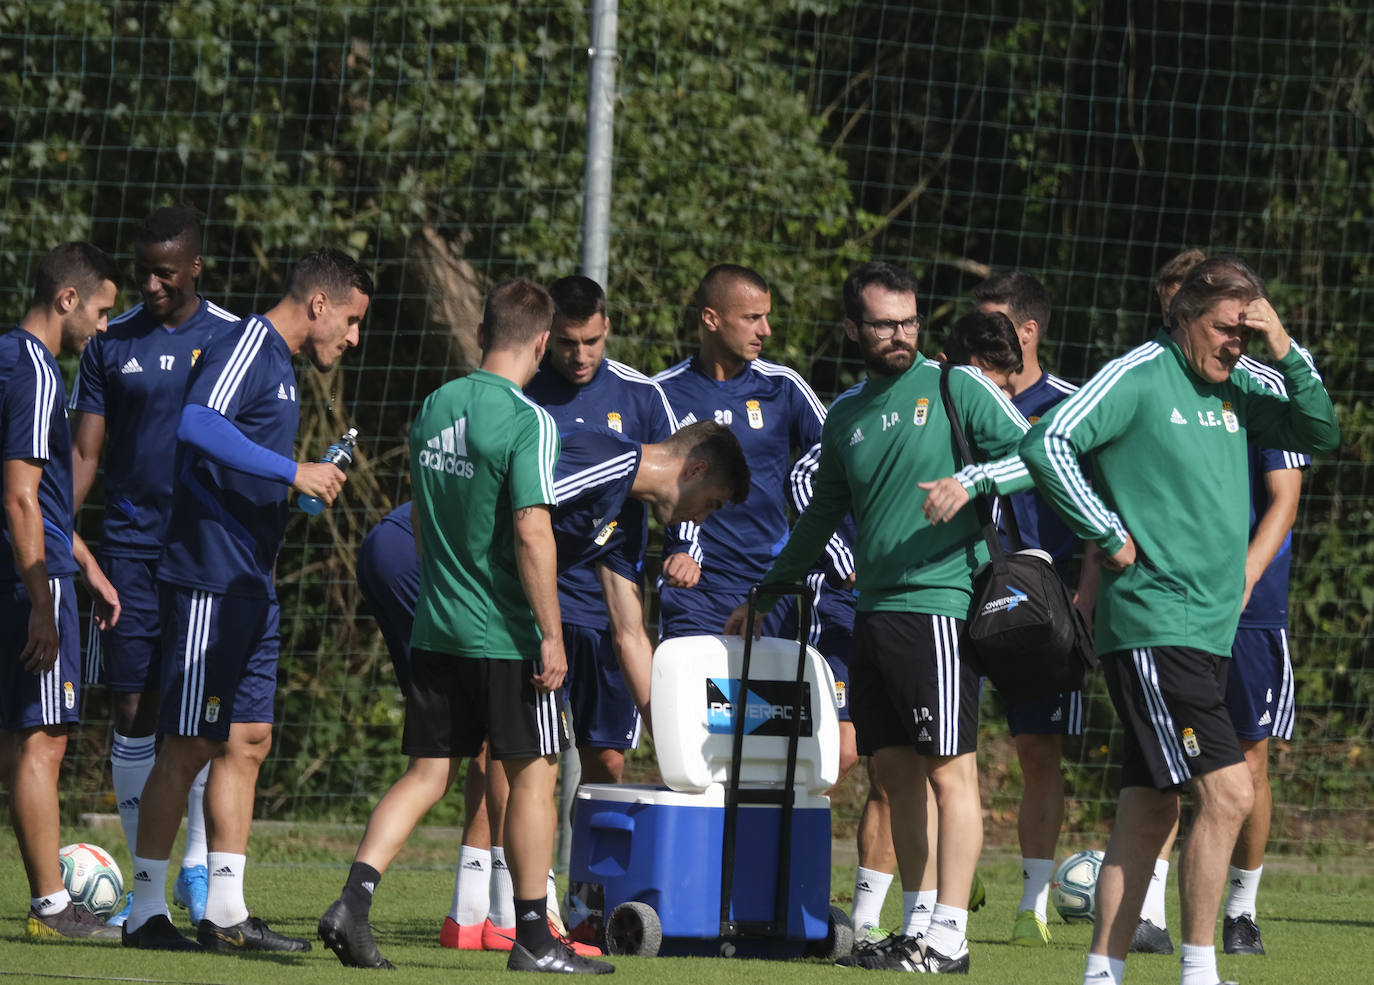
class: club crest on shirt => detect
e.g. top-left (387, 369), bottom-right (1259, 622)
top-left (205, 696), bottom-right (221, 723)
top-left (1221, 401), bottom-right (1239, 433)
top-left (746, 399), bottom-right (764, 429)
top-left (606, 411), bottom-right (623, 433)
top-left (191, 348), bottom-right (202, 365)
top-left (913, 398), bottom-right (929, 426)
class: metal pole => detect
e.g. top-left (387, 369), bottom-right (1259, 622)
top-left (579, 0), bottom-right (619, 289)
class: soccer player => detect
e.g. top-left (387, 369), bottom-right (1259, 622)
top-left (1019, 256), bottom-right (1339, 985)
top-left (69, 207), bottom-right (240, 927)
top-left (121, 247), bottom-right (372, 952)
top-left (727, 261), bottom-right (1036, 974)
top-left (969, 272), bottom-right (1101, 948)
top-left (317, 279), bottom-right (745, 973)
top-left (654, 263), bottom-right (830, 639)
top-left (1, 242), bottom-right (121, 939)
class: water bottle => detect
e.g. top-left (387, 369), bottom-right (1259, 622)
top-left (298, 427), bottom-right (359, 515)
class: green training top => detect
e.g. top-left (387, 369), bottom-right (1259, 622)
top-left (764, 356), bottom-right (1032, 619)
top-left (1019, 331), bottom-right (1339, 656)
top-left (409, 369), bottom-right (561, 660)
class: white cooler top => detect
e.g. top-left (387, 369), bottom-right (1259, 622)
top-left (576, 781), bottom-right (831, 811)
top-left (650, 634), bottom-right (840, 795)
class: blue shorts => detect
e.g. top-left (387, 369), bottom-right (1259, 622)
top-left (357, 518), bottom-right (419, 693)
top-left (84, 554), bottom-right (162, 692)
top-left (1, 577), bottom-right (81, 730)
top-left (777, 596), bottom-right (853, 723)
top-left (1227, 627), bottom-right (1295, 741)
top-left (658, 584), bottom-right (784, 641)
top-left (1006, 689), bottom-right (1084, 736)
top-left (560, 622), bottom-right (641, 750)
top-left (157, 585), bottom-right (280, 741)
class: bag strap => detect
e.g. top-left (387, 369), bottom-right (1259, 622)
top-left (938, 364), bottom-right (1021, 564)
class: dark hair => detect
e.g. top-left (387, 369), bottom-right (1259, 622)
top-left (136, 206), bottom-right (203, 249)
top-left (944, 310), bottom-right (1023, 374)
top-left (482, 278), bottom-right (557, 352)
top-left (32, 242), bottom-right (120, 307)
top-left (970, 270), bottom-right (1051, 332)
top-left (285, 247), bottom-right (375, 303)
top-left (1153, 248), bottom-right (1207, 317)
top-left (1168, 256), bottom-right (1266, 330)
top-left (692, 264), bottom-right (769, 318)
top-left (549, 275), bottom-right (606, 322)
top-left (667, 420), bottom-right (751, 505)
top-left (842, 261), bottom-right (918, 323)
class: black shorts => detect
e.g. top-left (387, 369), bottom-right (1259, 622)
top-left (1102, 646), bottom-right (1245, 791)
top-left (402, 648), bottom-right (571, 761)
top-left (849, 611), bottom-right (979, 757)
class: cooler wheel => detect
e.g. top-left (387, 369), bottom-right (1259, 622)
top-left (803, 905), bottom-right (854, 961)
top-left (605, 901), bottom-right (662, 957)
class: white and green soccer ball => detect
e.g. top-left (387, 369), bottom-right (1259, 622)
top-left (59, 843), bottom-right (124, 919)
top-left (1051, 849), bottom-right (1104, 923)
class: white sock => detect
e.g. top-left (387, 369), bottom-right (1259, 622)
top-left (203, 851), bottom-right (249, 927)
top-left (128, 855), bottom-right (171, 931)
top-left (1179, 942), bottom-right (1219, 985)
top-left (450, 846), bottom-right (491, 924)
top-left (851, 866), bottom-right (893, 932)
top-left (488, 847), bottom-right (515, 927)
top-left (922, 903), bottom-right (967, 956)
top-left (32, 888), bottom-right (73, 915)
top-left (110, 733), bottom-right (156, 861)
top-left (1083, 952), bottom-right (1123, 984)
top-left (902, 889), bottom-right (938, 937)
top-left (1018, 857), bottom-right (1055, 920)
top-left (1141, 856), bottom-right (1170, 927)
top-left (181, 763), bottom-right (210, 869)
top-left (1223, 864), bottom-right (1261, 919)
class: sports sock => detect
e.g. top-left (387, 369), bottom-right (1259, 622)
top-left (449, 846), bottom-right (491, 924)
top-left (922, 902), bottom-right (967, 956)
top-left (32, 889), bottom-right (72, 916)
top-left (181, 762), bottom-right (210, 869)
top-left (341, 861), bottom-right (382, 921)
top-left (1018, 857), bottom-right (1055, 920)
top-left (1223, 864), bottom-right (1261, 919)
top-left (203, 851), bottom-right (249, 927)
top-left (514, 896), bottom-right (553, 952)
top-left (1179, 942), bottom-right (1219, 985)
top-left (1082, 952), bottom-right (1123, 984)
top-left (901, 889), bottom-right (937, 937)
top-left (128, 855), bottom-right (171, 932)
top-left (488, 847), bottom-right (515, 927)
top-left (110, 733), bottom-right (156, 861)
top-left (851, 866), bottom-right (893, 932)
top-left (1141, 856), bottom-right (1170, 927)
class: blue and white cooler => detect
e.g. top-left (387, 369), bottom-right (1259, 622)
top-left (568, 632), bottom-right (850, 958)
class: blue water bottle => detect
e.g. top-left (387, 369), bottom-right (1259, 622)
top-left (298, 427), bottom-right (359, 515)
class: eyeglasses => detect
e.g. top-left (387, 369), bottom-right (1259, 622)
top-left (860, 315), bottom-right (921, 339)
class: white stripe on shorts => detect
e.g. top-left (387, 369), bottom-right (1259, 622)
top-left (38, 578), bottom-right (63, 725)
top-left (1132, 648), bottom-right (1189, 785)
top-left (84, 606), bottom-right (103, 685)
top-left (934, 615), bottom-right (961, 756)
top-left (179, 592), bottom-right (214, 736)
top-left (535, 689), bottom-right (560, 756)
top-left (1274, 629), bottom-right (1296, 740)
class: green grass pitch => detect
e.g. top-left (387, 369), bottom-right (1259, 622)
top-left (1, 822), bottom-right (1371, 984)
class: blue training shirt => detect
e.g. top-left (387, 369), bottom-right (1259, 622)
top-left (527, 356), bottom-right (676, 630)
top-left (1007, 371), bottom-right (1080, 577)
top-left (654, 356), bottom-right (827, 593)
top-left (68, 298), bottom-right (237, 557)
top-left (1237, 355), bottom-right (1310, 630)
top-left (158, 315), bottom-right (300, 599)
top-left (551, 427), bottom-right (644, 586)
top-left (0, 327), bottom-right (76, 580)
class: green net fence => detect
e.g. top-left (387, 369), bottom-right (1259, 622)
top-left (3, 1), bottom-right (1370, 853)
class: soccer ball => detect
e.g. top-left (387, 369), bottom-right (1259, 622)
top-left (59, 843), bottom-right (124, 919)
top-left (1051, 849), bottom-right (1104, 923)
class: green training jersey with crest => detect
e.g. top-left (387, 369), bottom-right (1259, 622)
top-left (409, 369), bottom-right (560, 660)
top-left (1019, 330), bottom-right (1338, 656)
top-left (764, 355), bottom-right (1032, 619)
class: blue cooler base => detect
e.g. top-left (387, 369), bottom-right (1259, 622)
top-left (570, 784), bottom-right (831, 942)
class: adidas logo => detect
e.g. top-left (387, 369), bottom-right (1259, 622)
top-left (462, 860), bottom-right (486, 871)
top-left (492, 859), bottom-right (508, 871)
top-left (1087, 973), bottom-right (1113, 980)
top-left (1170, 407), bottom-right (1187, 425)
top-left (418, 418), bottom-right (474, 476)
top-left (849, 427), bottom-right (865, 446)
top-left (362, 880), bottom-right (376, 894)
top-left (211, 865), bottom-right (235, 877)
top-left (120, 357), bottom-right (143, 374)
top-left (118, 797), bottom-right (140, 809)
top-left (857, 881), bottom-right (871, 891)
top-left (519, 911), bottom-right (544, 922)
top-left (1231, 878), bottom-right (1244, 887)
top-left (134, 871), bottom-right (152, 882)
top-left (39, 897), bottom-right (58, 909)
top-left (913, 904), bottom-right (930, 913)
top-left (1050, 708), bottom-right (1063, 722)
top-left (277, 383), bottom-right (289, 399)
top-left (1257, 710), bottom-right (1272, 727)
top-left (917, 728), bottom-right (931, 742)
top-left (1022, 870), bottom-right (1030, 879)
top-left (677, 412), bottom-right (699, 427)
